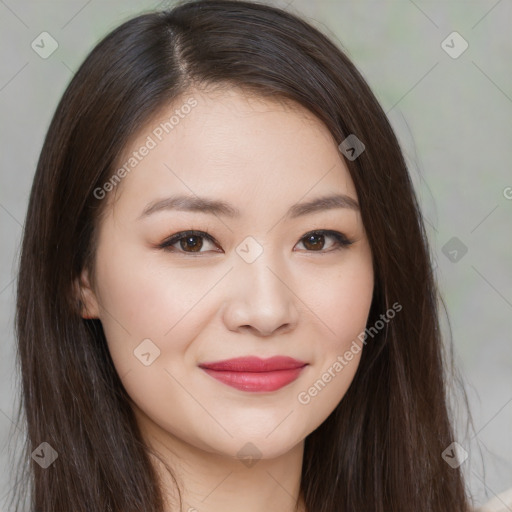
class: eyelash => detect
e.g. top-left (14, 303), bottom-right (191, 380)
top-left (157, 229), bottom-right (355, 255)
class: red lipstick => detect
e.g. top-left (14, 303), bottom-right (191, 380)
top-left (198, 356), bottom-right (308, 392)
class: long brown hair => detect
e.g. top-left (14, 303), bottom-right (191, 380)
top-left (12, 0), bottom-right (473, 510)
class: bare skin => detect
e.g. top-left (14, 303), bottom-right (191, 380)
top-left (78, 85), bottom-right (374, 512)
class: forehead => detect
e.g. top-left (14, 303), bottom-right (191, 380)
top-left (106, 86), bottom-right (356, 220)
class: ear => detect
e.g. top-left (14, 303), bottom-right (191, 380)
top-left (75, 268), bottom-right (100, 319)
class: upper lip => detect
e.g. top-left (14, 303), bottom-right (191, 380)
top-left (198, 356), bottom-right (308, 372)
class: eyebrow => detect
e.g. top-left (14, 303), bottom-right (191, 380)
top-left (138, 192), bottom-right (359, 220)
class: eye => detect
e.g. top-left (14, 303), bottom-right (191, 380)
top-left (157, 229), bottom-right (354, 255)
top-left (158, 230), bottom-right (220, 255)
top-left (295, 230), bottom-right (354, 252)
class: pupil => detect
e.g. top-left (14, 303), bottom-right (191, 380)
top-left (305, 234), bottom-right (324, 250)
top-left (181, 235), bottom-right (202, 252)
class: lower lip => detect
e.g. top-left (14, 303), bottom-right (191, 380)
top-left (200, 366), bottom-right (307, 392)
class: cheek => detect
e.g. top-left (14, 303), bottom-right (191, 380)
top-left (293, 251), bottom-right (373, 418)
top-left (305, 250), bottom-right (374, 349)
top-left (93, 241), bottom-right (224, 368)
top-left (322, 276), bottom-right (373, 338)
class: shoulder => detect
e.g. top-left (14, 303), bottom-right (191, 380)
top-left (473, 488), bottom-right (512, 512)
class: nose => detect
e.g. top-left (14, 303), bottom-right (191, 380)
top-left (222, 252), bottom-right (300, 337)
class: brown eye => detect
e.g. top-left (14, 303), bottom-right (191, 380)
top-left (302, 233), bottom-right (326, 251)
top-left (180, 234), bottom-right (203, 252)
top-left (158, 229), bottom-right (353, 256)
top-left (159, 230), bottom-right (219, 254)
top-left (296, 230), bottom-right (354, 252)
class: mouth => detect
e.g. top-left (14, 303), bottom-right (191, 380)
top-left (198, 356), bottom-right (308, 392)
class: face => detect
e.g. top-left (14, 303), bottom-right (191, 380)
top-left (79, 86), bottom-right (374, 462)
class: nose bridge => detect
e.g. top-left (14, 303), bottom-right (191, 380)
top-left (223, 236), bottom-right (299, 336)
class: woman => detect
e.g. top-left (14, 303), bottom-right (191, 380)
top-left (11, 0), bottom-right (488, 510)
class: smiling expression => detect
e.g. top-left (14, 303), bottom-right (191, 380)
top-left (79, 85), bottom-right (375, 460)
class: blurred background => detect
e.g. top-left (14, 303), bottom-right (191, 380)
top-left (0, 0), bottom-right (511, 509)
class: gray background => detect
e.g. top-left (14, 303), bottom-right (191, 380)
top-left (1, 0), bottom-right (511, 510)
